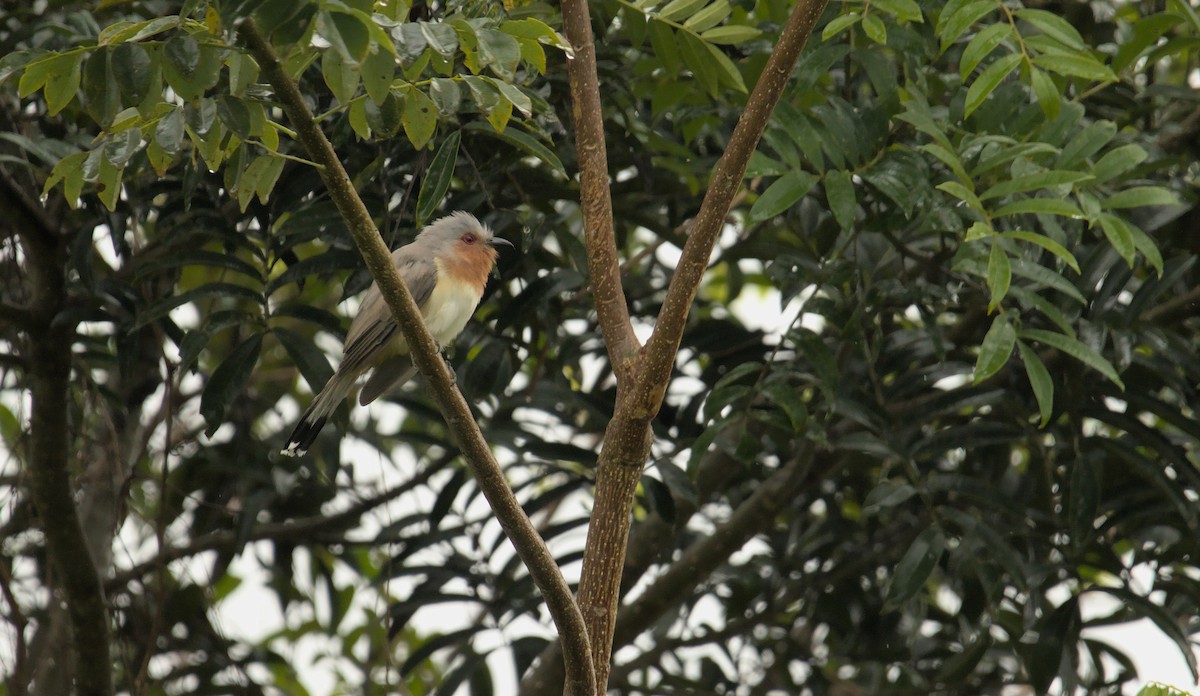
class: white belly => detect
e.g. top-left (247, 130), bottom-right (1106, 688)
top-left (421, 274), bottom-right (483, 346)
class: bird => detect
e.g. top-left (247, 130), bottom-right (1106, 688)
top-left (281, 211), bottom-right (512, 457)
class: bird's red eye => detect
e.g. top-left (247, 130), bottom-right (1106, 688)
top-left (461, 233), bottom-right (477, 244)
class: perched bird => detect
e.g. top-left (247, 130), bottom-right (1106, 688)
top-left (281, 212), bottom-right (512, 456)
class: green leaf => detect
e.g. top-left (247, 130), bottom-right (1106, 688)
top-left (462, 121), bottom-right (565, 176)
top-left (1019, 328), bottom-right (1124, 389)
top-left (1090, 144), bottom-right (1148, 183)
top-left (1001, 231), bottom-right (1080, 273)
top-left (824, 170), bottom-right (856, 230)
top-left (1016, 9), bottom-right (1086, 50)
top-left (43, 151), bottom-right (88, 204)
top-left (161, 35), bottom-right (221, 101)
top-left (702, 38), bottom-right (746, 92)
top-left (1010, 257), bottom-right (1086, 304)
top-left (975, 314), bottom-right (1016, 382)
top-left (321, 49), bottom-right (358, 104)
top-left (477, 29), bottom-right (521, 81)
top-left (200, 332), bottom-right (263, 436)
top-left (936, 181), bottom-right (984, 214)
top-left (320, 10), bottom-right (370, 64)
top-left (360, 45), bottom-right (396, 105)
top-left (227, 51), bottom-right (260, 97)
top-left (764, 381), bottom-right (807, 431)
top-left (348, 98), bottom-right (370, 139)
top-left (1029, 67), bottom-right (1060, 120)
top-left (43, 52), bottom-right (83, 116)
top-left (861, 14), bottom-right (887, 44)
top-left (963, 53), bottom-right (1022, 119)
top-left (1032, 52), bottom-right (1116, 82)
top-left (112, 43), bottom-right (153, 108)
top-left (678, 29), bottom-right (718, 96)
top-left (683, 0), bottom-right (731, 33)
top-left (402, 87), bottom-right (438, 149)
top-left (885, 526), bottom-right (945, 607)
top-left (873, 0), bottom-right (923, 23)
top-left (918, 143), bottom-right (970, 183)
top-left (649, 20), bottom-right (681, 75)
top-left (99, 16), bottom-right (179, 45)
top-left (1126, 222), bottom-right (1164, 278)
top-left (749, 171), bottom-right (818, 222)
top-left (154, 104), bottom-right (184, 153)
top-left (1017, 341), bottom-right (1054, 426)
top-left (822, 13), bottom-right (861, 40)
top-left (1102, 186), bottom-right (1179, 209)
top-left (273, 327), bottom-right (334, 393)
top-left (700, 25), bottom-right (763, 44)
top-left (1008, 287), bottom-right (1075, 337)
top-left (429, 78), bottom-right (462, 117)
top-left (1096, 213), bottom-right (1137, 267)
top-left (217, 95), bottom-right (252, 139)
top-left (960, 23), bottom-right (1011, 79)
top-left (83, 49), bottom-right (121, 127)
top-left (992, 197), bottom-right (1082, 219)
top-left (420, 21), bottom-right (459, 57)
top-left (462, 74), bottom-right (500, 114)
top-left (659, 0), bottom-right (708, 23)
top-left (938, 0), bottom-right (996, 52)
top-left (986, 242), bottom-right (1010, 312)
top-left (492, 79), bottom-right (532, 117)
top-left (416, 130), bottom-right (460, 226)
top-left (1058, 120), bottom-right (1116, 168)
top-left (979, 170), bottom-right (1092, 200)
top-left (485, 94), bottom-right (513, 132)
top-left (17, 53), bottom-right (56, 98)
top-left (862, 481), bottom-right (917, 515)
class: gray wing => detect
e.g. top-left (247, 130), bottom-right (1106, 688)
top-left (337, 247), bottom-right (440, 378)
top-left (358, 355), bottom-right (418, 405)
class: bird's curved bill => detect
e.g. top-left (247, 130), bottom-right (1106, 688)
top-left (489, 236), bottom-right (515, 248)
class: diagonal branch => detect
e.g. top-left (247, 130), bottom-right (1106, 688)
top-left (236, 20), bottom-right (594, 696)
top-left (560, 0), bottom-right (641, 380)
top-left (633, 0), bottom-right (830, 419)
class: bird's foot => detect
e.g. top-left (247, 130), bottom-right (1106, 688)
top-left (441, 352), bottom-right (457, 382)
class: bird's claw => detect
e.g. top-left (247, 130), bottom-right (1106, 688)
top-left (441, 352), bottom-right (456, 383)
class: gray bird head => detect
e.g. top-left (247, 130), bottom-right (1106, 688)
top-left (416, 211), bottom-right (514, 252)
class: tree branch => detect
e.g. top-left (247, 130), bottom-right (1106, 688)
top-left (107, 459), bottom-right (444, 592)
top-left (519, 448), bottom-right (742, 694)
top-left (567, 1), bottom-right (829, 689)
top-left (16, 185), bottom-right (113, 694)
top-left (236, 20), bottom-right (594, 696)
top-left (521, 450), bottom-right (818, 695)
top-left (612, 451), bottom-right (813, 647)
top-left (560, 0), bottom-right (641, 379)
top-left (0, 302), bottom-right (35, 330)
top-left (634, 0), bottom-right (830, 419)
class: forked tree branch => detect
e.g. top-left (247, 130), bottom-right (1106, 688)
top-left (236, 20), bottom-right (595, 696)
top-left (558, 0), bottom-right (830, 690)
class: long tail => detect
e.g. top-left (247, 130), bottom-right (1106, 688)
top-left (280, 373), bottom-right (357, 457)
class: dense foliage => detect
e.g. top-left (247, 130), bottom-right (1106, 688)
top-left (1, 0), bottom-right (1197, 693)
